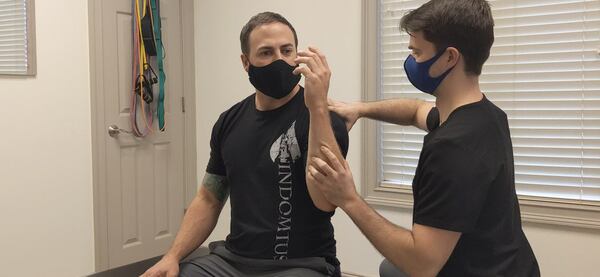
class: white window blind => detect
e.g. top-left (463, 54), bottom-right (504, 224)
top-left (0, 0), bottom-right (33, 75)
top-left (379, 0), bottom-right (600, 201)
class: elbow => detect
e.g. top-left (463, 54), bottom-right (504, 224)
top-left (314, 200), bottom-right (336, 212)
top-left (408, 259), bottom-right (443, 277)
top-left (305, 176), bottom-right (336, 212)
top-left (388, 255), bottom-right (441, 277)
top-left (197, 188), bottom-right (226, 210)
top-left (406, 268), bottom-right (439, 277)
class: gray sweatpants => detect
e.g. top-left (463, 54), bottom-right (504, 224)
top-left (179, 241), bottom-right (337, 277)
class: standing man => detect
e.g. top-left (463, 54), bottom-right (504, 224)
top-left (307, 0), bottom-right (540, 276)
top-left (141, 12), bottom-right (348, 277)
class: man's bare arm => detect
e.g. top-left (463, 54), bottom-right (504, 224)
top-left (163, 173), bottom-right (229, 261)
top-left (306, 108), bottom-right (344, 211)
top-left (331, 98), bottom-right (434, 132)
top-left (294, 46), bottom-right (344, 212)
top-left (141, 173), bottom-right (228, 277)
top-left (344, 198), bottom-right (460, 277)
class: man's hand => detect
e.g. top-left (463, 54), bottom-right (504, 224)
top-left (307, 146), bottom-right (360, 209)
top-left (294, 46), bottom-right (331, 111)
top-left (328, 99), bottom-right (362, 132)
top-left (139, 255), bottom-right (179, 277)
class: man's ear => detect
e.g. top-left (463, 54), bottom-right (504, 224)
top-left (446, 47), bottom-right (461, 69)
top-left (241, 54), bottom-right (250, 72)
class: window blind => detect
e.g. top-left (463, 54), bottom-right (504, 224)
top-left (379, 0), bottom-right (600, 201)
top-left (0, 0), bottom-right (31, 75)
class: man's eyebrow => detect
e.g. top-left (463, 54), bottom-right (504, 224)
top-left (257, 45), bottom-right (274, 51)
top-left (280, 43), bottom-right (294, 48)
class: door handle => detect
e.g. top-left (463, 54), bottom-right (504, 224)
top-left (108, 125), bottom-right (133, 137)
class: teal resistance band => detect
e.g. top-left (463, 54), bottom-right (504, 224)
top-left (150, 0), bottom-right (166, 131)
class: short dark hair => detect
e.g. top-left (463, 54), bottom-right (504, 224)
top-left (240, 12), bottom-right (298, 56)
top-left (400, 0), bottom-right (494, 75)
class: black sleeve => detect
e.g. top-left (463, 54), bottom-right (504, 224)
top-left (206, 114), bottom-right (227, 176)
top-left (330, 111), bottom-right (350, 158)
top-left (413, 139), bottom-right (494, 233)
top-left (426, 107), bottom-right (440, 132)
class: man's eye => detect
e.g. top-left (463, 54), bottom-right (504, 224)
top-left (283, 49), bottom-right (292, 55)
top-left (260, 51), bottom-right (271, 56)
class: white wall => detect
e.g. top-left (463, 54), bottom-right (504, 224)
top-left (195, 1), bottom-right (600, 277)
top-left (2, 0), bottom-right (596, 276)
top-left (0, 1), bottom-right (95, 277)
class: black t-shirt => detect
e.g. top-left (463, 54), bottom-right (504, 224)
top-left (206, 87), bottom-right (349, 265)
top-left (413, 96), bottom-right (540, 276)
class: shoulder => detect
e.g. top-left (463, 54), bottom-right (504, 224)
top-left (214, 94), bottom-right (255, 128)
top-left (210, 94), bottom-right (255, 143)
top-left (435, 101), bottom-right (506, 151)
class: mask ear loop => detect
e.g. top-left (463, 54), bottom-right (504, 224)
top-left (425, 47), bottom-right (457, 79)
top-left (443, 46), bottom-right (460, 72)
top-left (242, 54), bottom-right (253, 71)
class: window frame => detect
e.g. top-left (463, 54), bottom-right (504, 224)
top-left (0, 0), bottom-right (36, 76)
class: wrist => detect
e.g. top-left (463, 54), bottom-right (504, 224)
top-left (308, 104), bottom-right (329, 114)
top-left (339, 192), bottom-right (363, 212)
top-left (163, 252), bottom-right (182, 262)
top-left (356, 102), bottom-right (367, 118)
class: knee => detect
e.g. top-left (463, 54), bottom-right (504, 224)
top-left (178, 262), bottom-right (196, 277)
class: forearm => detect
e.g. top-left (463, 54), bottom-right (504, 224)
top-left (342, 198), bottom-right (438, 277)
top-left (307, 107), bottom-right (344, 211)
top-left (359, 98), bottom-right (431, 128)
top-left (164, 190), bottom-right (223, 261)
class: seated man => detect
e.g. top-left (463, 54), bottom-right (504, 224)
top-left (141, 12), bottom-right (349, 277)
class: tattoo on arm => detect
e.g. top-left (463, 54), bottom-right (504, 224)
top-left (202, 173), bottom-right (230, 202)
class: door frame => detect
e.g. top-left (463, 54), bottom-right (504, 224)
top-left (88, 0), bottom-right (197, 271)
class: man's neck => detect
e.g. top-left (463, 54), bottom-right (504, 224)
top-left (255, 85), bottom-right (301, 111)
top-left (435, 76), bottom-right (483, 124)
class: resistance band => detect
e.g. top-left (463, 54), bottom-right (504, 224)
top-left (130, 0), bottom-right (166, 136)
top-left (150, 0), bottom-right (166, 131)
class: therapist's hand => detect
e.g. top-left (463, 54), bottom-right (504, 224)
top-left (294, 46), bottom-right (330, 111)
top-left (307, 146), bottom-right (361, 209)
top-left (140, 255), bottom-right (179, 277)
top-left (328, 99), bottom-right (362, 132)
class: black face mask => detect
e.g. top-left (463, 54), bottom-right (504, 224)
top-left (248, 59), bottom-right (301, 99)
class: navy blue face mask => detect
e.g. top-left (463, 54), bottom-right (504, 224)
top-left (248, 59), bottom-right (301, 99)
top-left (404, 49), bottom-right (455, 95)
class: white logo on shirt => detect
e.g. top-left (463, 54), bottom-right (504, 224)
top-left (271, 121), bottom-right (300, 259)
top-left (269, 121), bottom-right (301, 163)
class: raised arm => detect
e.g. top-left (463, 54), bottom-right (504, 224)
top-left (294, 46), bottom-right (344, 212)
